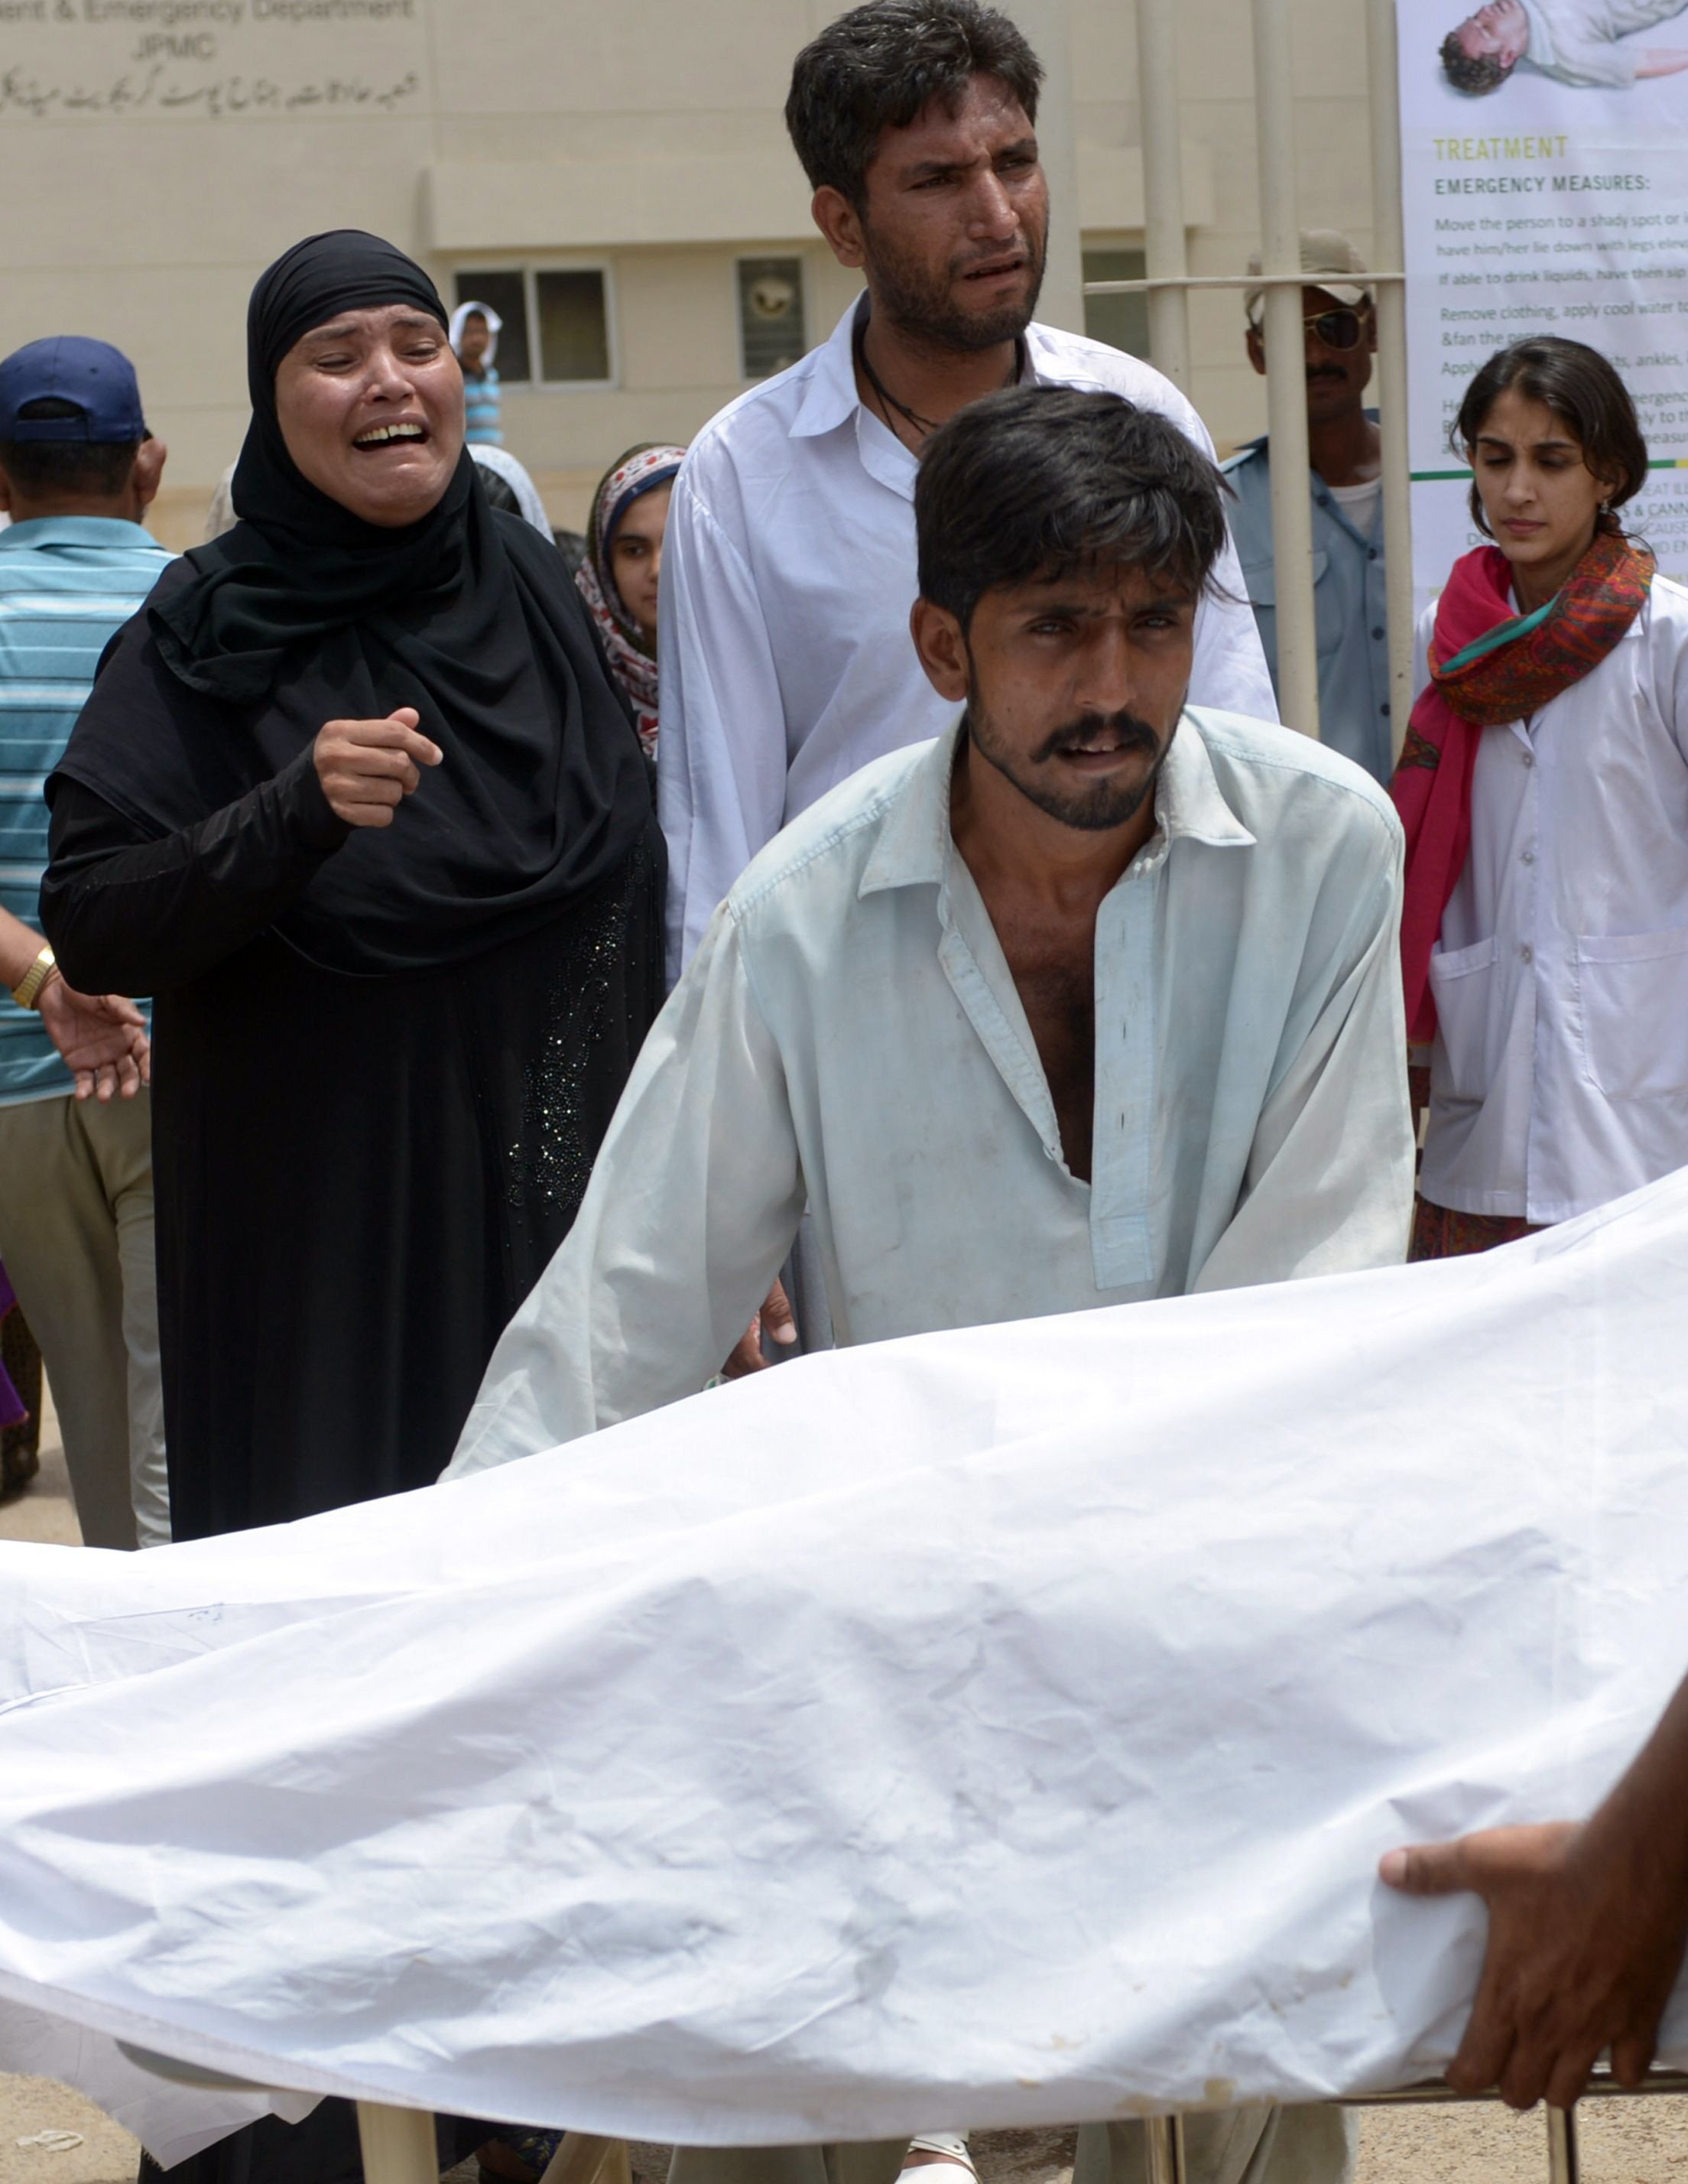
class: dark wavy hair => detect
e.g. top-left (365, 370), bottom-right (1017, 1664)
top-left (1455, 337), bottom-right (1650, 538)
top-left (786, 0), bottom-right (1042, 206)
top-left (916, 385), bottom-right (1228, 632)
top-left (1440, 28), bottom-right (1514, 94)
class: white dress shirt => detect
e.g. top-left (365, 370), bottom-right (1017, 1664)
top-left (656, 294), bottom-right (1280, 977)
top-left (447, 709), bottom-right (1411, 1475)
top-left (1416, 574), bottom-right (1688, 1224)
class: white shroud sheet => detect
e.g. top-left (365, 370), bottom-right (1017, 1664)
top-left (3, 1170), bottom-right (1688, 2165)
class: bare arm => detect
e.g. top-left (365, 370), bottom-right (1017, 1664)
top-left (1, 902), bottom-right (54, 996)
top-left (1381, 1673), bottom-right (1688, 2110)
top-left (0, 899), bottom-right (149, 1103)
top-left (1636, 47), bottom-right (1688, 76)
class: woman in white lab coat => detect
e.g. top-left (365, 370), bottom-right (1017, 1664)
top-left (1393, 335), bottom-right (1688, 1256)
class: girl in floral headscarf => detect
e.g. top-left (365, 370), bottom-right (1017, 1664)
top-left (575, 442), bottom-right (686, 759)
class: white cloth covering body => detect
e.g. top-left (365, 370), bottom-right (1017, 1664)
top-left (1413, 575), bottom-right (1688, 1223)
top-left (4, 1168), bottom-right (1688, 2164)
top-left (655, 295), bottom-right (1280, 977)
top-left (448, 710), bottom-right (1411, 1472)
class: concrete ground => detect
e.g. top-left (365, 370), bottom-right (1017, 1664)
top-left (5, 1398), bottom-right (1686, 2182)
top-left (0, 1382), bottom-right (80, 1546)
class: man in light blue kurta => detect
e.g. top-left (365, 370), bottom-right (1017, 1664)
top-left (450, 708), bottom-right (1410, 1458)
top-left (448, 385), bottom-right (1411, 2184)
top-left (449, 392), bottom-right (1411, 1478)
top-left (1223, 233), bottom-right (1394, 784)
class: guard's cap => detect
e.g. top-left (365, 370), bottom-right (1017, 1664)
top-left (0, 336), bottom-right (147, 443)
top-left (1245, 232), bottom-right (1371, 329)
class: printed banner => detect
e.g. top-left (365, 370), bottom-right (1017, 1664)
top-left (1397, 0), bottom-right (1688, 616)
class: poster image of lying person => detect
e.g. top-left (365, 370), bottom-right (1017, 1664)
top-left (1442, 0), bottom-right (1688, 92)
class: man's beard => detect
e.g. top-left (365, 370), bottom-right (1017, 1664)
top-left (965, 694), bottom-right (1174, 833)
top-left (862, 215), bottom-right (1047, 354)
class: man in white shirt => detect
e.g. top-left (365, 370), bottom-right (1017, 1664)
top-left (657, 0), bottom-right (1276, 980)
top-left (450, 388), bottom-right (1411, 2184)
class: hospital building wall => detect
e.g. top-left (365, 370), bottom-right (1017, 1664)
top-left (0, 0), bottom-right (1381, 548)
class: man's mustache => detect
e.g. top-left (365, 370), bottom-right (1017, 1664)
top-left (1032, 711), bottom-right (1162, 764)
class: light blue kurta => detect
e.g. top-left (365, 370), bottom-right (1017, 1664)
top-left (448, 709), bottom-right (1413, 1473)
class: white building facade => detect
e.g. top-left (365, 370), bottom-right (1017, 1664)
top-left (0, 0), bottom-right (1381, 542)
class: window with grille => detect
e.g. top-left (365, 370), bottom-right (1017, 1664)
top-left (453, 268), bottom-right (531, 383)
top-left (738, 257), bottom-right (807, 380)
top-left (1083, 247), bottom-right (1151, 364)
top-left (453, 266), bottom-right (613, 386)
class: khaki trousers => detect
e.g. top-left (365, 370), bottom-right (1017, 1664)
top-left (669, 2144), bottom-right (908, 2184)
top-left (667, 2108), bottom-right (1355, 2184)
top-left (0, 1090), bottom-right (167, 1549)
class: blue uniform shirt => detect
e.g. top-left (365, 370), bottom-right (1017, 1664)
top-left (1222, 422), bottom-right (1394, 784)
top-left (0, 515), bottom-right (171, 1104)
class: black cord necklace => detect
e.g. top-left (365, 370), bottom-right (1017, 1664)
top-left (855, 318), bottom-right (1026, 444)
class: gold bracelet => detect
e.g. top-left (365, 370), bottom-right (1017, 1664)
top-left (10, 945), bottom-right (57, 1011)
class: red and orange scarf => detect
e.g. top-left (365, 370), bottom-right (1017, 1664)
top-left (1389, 531), bottom-right (1654, 1043)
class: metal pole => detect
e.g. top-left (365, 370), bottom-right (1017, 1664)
top-left (1343, 2069), bottom-right (1688, 2106)
top-left (1135, 0), bottom-right (1192, 392)
top-left (1010, 0), bottom-right (1085, 333)
top-left (1251, 0), bottom-right (1320, 739)
top-left (1084, 271), bottom-right (1404, 296)
top-left (1546, 2105), bottom-right (1580, 2184)
top-left (355, 2104), bottom-right (437, 2184)
top-left (1141, 2114), bottom-right (1186, 2184)
top-left (1366, 0), bottom-right (1414, 761)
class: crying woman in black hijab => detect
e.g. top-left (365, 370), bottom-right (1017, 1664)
top-left (41, 232), bottom-right (665, 1565)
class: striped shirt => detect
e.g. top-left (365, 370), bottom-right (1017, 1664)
top-left (0, 515), bottom-right (171, 1105)
top-left (463, 365), bottom-right (502, 446)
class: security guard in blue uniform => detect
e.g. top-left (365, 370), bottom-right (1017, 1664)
top-left (1222, 231), bottom-right (1394, 783)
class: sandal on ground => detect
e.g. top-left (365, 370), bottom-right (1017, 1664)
top-left (898, 2134), bottom-right (977, 2184)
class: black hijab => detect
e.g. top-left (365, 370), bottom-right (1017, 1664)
top-left (53, 229), bottom-right (654, 976)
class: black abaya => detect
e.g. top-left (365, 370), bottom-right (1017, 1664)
top-left (44, 766), bottom-right (663, 1537)
top-left (38, 231), bottom-right (666, 2184)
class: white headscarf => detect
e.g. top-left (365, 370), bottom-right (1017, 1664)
top-left (470, 447), bottom-right (553, 538)
top-left (449, 300), bottom-right (502, 369)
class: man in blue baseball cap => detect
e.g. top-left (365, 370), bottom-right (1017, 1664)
top-left (0, 334), bottom-right (173, 1550)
